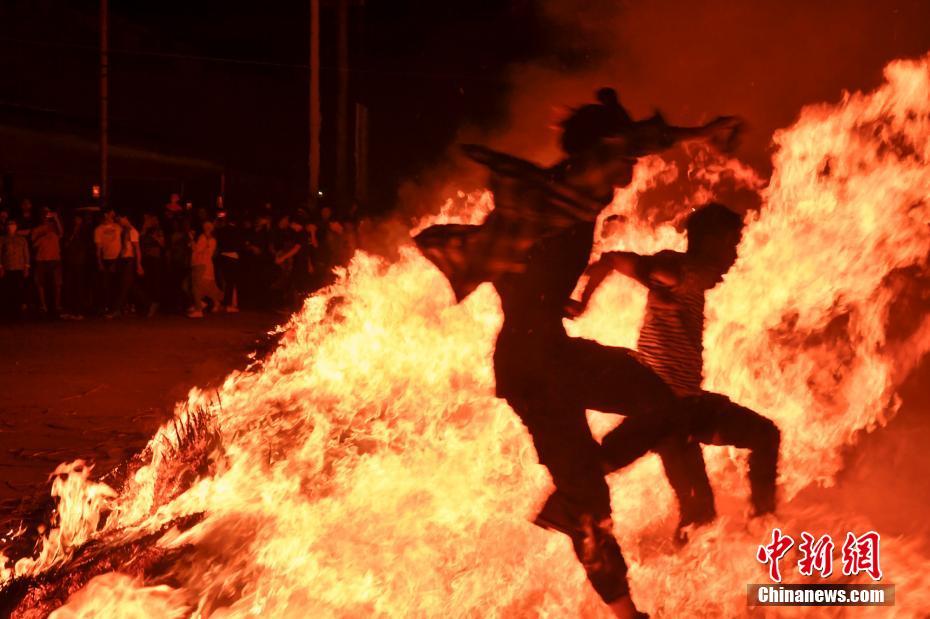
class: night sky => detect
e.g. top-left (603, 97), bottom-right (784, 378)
top-left (2, 1), bottom-right (930, 214)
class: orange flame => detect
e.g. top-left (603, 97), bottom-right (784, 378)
top-left (6, 54), bottom-right (930, 617)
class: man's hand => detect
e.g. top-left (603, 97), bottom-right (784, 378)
top-left (704, 116), bottom-right (744, 153)
top-left (136, 264), bottom-right (144, 276)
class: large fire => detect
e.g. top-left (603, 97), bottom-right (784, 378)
top-left (4, 55), bottom-right (930, 617)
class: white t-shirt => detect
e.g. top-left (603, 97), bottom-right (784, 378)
top-left (191, 234), bottom-right (217, 279)
top-left (94, 222), bottom-right (122, 260)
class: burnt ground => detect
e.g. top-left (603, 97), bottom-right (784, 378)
top-left (0, 312), bottom-right (281, 522)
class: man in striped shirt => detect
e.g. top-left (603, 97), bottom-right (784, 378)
top-left (572, 203), bottom-right (781, 540)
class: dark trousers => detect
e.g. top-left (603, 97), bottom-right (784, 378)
top-left (648, 393), bottom-right (781, 524)
top-left (33, 260), bottom-right (62, 314)
top-left (115, 257), bottom-right (139, 312)
top-left (167, 263), bottom-right (190, 312)
top-left (600, 391), bottom-right (780, 519)
top-left (496, 336), bottom-right (684, 603)
top-left (63, 261), bottom-right (91, 315)
top-left (141, 258), bottom-right (166, 310)
top-left (96, 259), bottom-right (119, 313)
top-left (1, 270), bottom-right (27, 318)
top-left (217, 256), bottom-right (240, 307)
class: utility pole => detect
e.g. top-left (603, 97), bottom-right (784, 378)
top-left (353, 0), bottom-right (367, 208)
top-left (335, 0), bottom-right (349, 208)
top-left (99, 0), bottom-right (109, 208)
top-left (355, 103), bottom-right (368, 206)
top-left (309, 0), bottom-right (321, 211)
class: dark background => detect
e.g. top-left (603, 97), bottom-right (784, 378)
top-left (2, 1), bottom-right (930, 216)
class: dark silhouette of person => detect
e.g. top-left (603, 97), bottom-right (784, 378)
top-left (570, 203), bottom-right (780, 542)
top-left (414, 89), bottom-right (741, 619)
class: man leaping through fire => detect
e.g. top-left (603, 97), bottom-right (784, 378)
top-left (414, 88), bottom-right (741, 618)
top-left (568, 202), bottom-right (781, 542)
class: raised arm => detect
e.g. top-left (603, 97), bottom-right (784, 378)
top-left (664, 115), bottom-right (743, 153)
top-left (618, 114), bottom-right (744, 158)
top-left (567, 250), bottom-right (683, 317)
top-left (568, 251), bottom-right (642, 317)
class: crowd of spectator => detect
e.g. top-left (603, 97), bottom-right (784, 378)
top-left (0, 195), bottom-right (361, 321)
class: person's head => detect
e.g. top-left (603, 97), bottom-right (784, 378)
top-left (102, 208), bottom-right (115, 223)
top-left (117, 213), bottom-right (131, 228)
top-left (202, 220), bottom-right (215, 236)
top-left (320, 206), bottom-right (332, 222)
top-left (0, 209), bottom-right (8, 224)
top-left (20, 198), bottom-right (32, 214)
top-left (559, 87), bottom-right (632, 157)
top-left (143, 212), bottom-right (159, 231)
top-left (5, 220), bottom-right (17, 236)
top-left (169, 193), bottom-right (181, 204)
top-left (685, 203), bottom-right (744, 274)
top-left (277, 214), bottom-right (291, 229)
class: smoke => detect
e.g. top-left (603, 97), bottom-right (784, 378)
top-left (397, 1), bottom-right (930, 222)
top-left (486, 0), bottom-right (930, 164)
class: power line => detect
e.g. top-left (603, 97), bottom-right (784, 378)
top-left (0, 34), bottom-right (307, 69)
top-left (0, 34), bottom-right (511, 82)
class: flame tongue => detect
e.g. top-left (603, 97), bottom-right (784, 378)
top-left (705, 55), bottom-right (930, 496)
top-left (5, 54), bottom-right (930, 617)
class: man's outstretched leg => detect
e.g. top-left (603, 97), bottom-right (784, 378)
top-left (509, 394), bottom-right (648, 618)
top-left (561, 337), bottom-right (717, 541)
top-left (600, 416), bottom-right (715, 542)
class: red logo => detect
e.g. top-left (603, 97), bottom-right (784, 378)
top-left (757, 530), bottom-right (883, 582)
top-left (756, 528), bottom-right (795, 583)
top-left (797, 532), bottom-right (835, 578)
top-left (842, 531), bottom-right (882, 581)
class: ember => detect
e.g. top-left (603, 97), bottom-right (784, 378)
top-left (4, 54), bottom-right (930, 618)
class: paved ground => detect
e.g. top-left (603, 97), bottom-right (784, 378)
top-left (0, 311), bottom-right (281, 517)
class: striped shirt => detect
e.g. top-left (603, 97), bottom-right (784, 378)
top-left (635, 251), bottom-right (719, 397)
